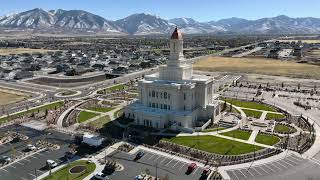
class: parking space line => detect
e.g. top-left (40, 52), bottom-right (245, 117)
top-left (261, 165), bottom-right (274, 173)
top-left (7, 165), bottom-right (16, 169)
top-left (165, 158), bottom-right (175, 166)
top-left (28, 173), bottom-right (36, 177)
top-left (0, 169), bottom-right (9, 173)
top-left (159, 157), bottom-right (168, 164)
top-left (245, 168), bottom-right (254, 176)
top-left (142, 153), bottom-right (151, 159)
top-left (255, 166), bottom-right (268, 174)
top-left (284, 158), bottom-right (298, 165)
top-left (15, 161), bottom-right (24, 165)
top-left (37, 169), bottom-right (44, 174)
top-left (36, 153), bottom-right (46, 157)
top-left (230, 170), bottom-right (240, 180)
top-left (236, 169), bottom-right (247, 178)
top-left (283, 159), bottom-right (297, 166)
top-left (22, 158), bottom-right (31, 162)
top-left (192, 167), bottom-right (199, 175)
top-left (251, 167), bottom-right (262, 175)
top-left (290, 155), bottom-right (303, 162)
top-left (153, 155), bottom-right (162, 162)
top-left (277, 160), bottom-right (291, 168)
top-left (148, 154), bottom-right (155, 160)
top-left (29, 155), bottom-right (39, 159)
top-left (274, 161), bottom-right (287, 169)
top-left (20, 177), bottom-right (28, 180)
top-left (178, 163), bottom-right (186, 171)
top-left (269, 163), bottom-right (282, 171)
top-left (172, 161), bottom-right (180, 168)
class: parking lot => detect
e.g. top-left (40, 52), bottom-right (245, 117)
top-left (0, 125), bottom-right (73, 180)
top-left (226, 154), bottom-right (306, 180)
top-left (106, 149), bottom-right (208, 180)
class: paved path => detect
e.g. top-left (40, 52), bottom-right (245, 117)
top-left (248, 130), bottom-right (259, 143)
top-left (260, 111), bottom-right (268, 121)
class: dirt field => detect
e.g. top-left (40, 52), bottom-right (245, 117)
top-left (0, 48), bottom-right (57, 55)
top-left (193, 56), bottom-right (320, 79)
top-left (0, 88), bottom-right (29, 106)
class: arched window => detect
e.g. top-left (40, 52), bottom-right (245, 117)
top-left (164, 92), bottom-right (167, 99)
top-left (152, 91), bottom-right (155, 97)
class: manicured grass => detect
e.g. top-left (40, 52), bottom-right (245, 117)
top-left (87, 115), bottom-right (111, 129)
top-left (242, 109), bottom-right (263, 118)
top-left (97, 84), bottom-right (127, 94)
top-left (163, 135), bottom-right (264, 155)
top-left (42, 160), bottom-right (96, 180)
top-left (255, 133), bottom-right (281, 145)
top-left (108, 84), bottom-right (126, 91)
top-left (202, 127), bottom-right (226, 132)
top-left (274, 124), bottom-right (296, 133)
top-left (223, 98), bottom-right (276, 112)
top-left (0, 101), bottom-right (64, 123)
top-left (86, 106), bottom-right (115, 113)
top-left (266, 113), bottom-right (286, 120)
top-left (77, 111), bottom-right (99, 123)
top-left (220, 129), bottom-right (252, 140)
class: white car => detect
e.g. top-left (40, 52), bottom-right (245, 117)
top-left (46, 160), bottom-right (58, 168)
top-left (94, 172), bottom-right (109, 180)
top-left (27, 144), bottom-right (37, 151)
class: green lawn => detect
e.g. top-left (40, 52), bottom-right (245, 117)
top-left (77, 111), bottom-right (99, 123)
top-left (255, 133), bottom-right (281, 145)
top-left (87, 115), bottom-right (111, 129)
top-left (42, 160), bottom-right (96, 180)
top-left (86, 106), bottom-right (115, 113)
top-left (274, 124), bottom-right (296, 133)
top-left (0, 101), bottom-right (64, 123)
top-left (242, 109), bottom-right (263, 118)
top-left (266, 113), bottom-right (286, 120)
top-left (97, 84), bottom-right (127, 94)
top-left (220, 129), bottom-right (252, 140)
top-left (202, 127), bottom-right (226, 132)
top-left (163, 135), bottom-right (264, 155)
top-left (223, 98), bottom-right (276, 112)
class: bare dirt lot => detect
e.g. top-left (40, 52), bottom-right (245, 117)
top-left (194, 56), bottom-right (320, 79)
top-left (0, 88), bottom-right (29, 106)
top-left (0, 48), bottom-right (57, 55)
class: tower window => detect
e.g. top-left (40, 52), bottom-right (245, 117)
top-left (184, 93), bottom-right (186, 100)
top-left (164, 92), bottom-right (167, 99)
top-left (152, 91), bottom-right (155, 97)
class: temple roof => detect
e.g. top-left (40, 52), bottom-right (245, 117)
top-left (171, 27), bottom-right (183, 40)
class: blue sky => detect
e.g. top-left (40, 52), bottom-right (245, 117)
top-left (0, 0), bottom-right (319, 22)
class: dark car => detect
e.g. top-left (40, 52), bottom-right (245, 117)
top-left (134, 152), bottom-right (145, 160)
top-left (187, 163), bottom-right (197, 172)
top-left (201, 168), bottom-right (211, 176)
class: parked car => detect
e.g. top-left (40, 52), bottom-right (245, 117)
top-left (46, 160), bottom-right (58, 168)
top-left (201, 168), bottom-right (211, 176)
top-left (26, 144), bottom-right (37, 151)
top-left (0, 156), bottom-right (11, 164)
top-left (135, 151), bottom-right (144, 160)
top-left (187, 162), bottom-right (197, 172)
top-left (94, 172), bottom-right (109, 180)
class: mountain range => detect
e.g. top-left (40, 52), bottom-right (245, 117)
top-left (1, 8), bottom-right (320, 35)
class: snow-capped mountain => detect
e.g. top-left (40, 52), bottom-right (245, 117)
top-left (115, 13), bottom-right (173, 35)
top-left (169, 17), bottom-right (226, 34)
top-left (0, 8), bottom-right (124, 34)
top-left (1, 8), bottom-right (320, 35)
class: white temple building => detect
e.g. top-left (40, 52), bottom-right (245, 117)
top-left (124, 27), bottom-right (220, 131)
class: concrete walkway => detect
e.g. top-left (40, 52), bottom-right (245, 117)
top-left (260, 111), bottom-right (268, 121)
top-left (56, 101), bottom-right (85, 127)
top-left (248, 130), bottom-right (259, 143)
